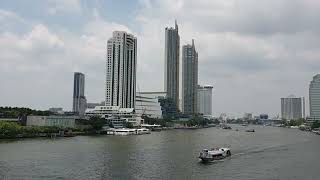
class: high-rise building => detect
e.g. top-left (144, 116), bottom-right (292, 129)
top-left (182, 39), bottom-right (198, 114)
top-left (197, 85), bottom-right (213, 116)
top-left (281, 95), bottom-right (303, 120)
top-left (73, 72), bottom-right (87, 116)
top-left (164, 20), bottom-right (180, 111)
top-left (106, 31), bottom-right (137, 109)
top-left (309, 74), bottom-right (320, 121)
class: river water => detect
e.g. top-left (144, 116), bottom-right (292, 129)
top-left (0, 125), bottom-right (319, 180)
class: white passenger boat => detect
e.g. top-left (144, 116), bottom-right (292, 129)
top-left (106, 128), bottom-right (151, 135)
top-left (107, 128), bottom-right (136, 135)
top-left (199, 147), bottom-right (231, 163)
top-left (136, 128), bottom-right (151, 135)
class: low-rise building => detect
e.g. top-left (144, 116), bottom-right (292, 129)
top-left (27, 115), bottom-right (77, 128)
top-left (85, 106), bottom-right (143, 128)
top-left (135, 92), bottom-right (166, 119)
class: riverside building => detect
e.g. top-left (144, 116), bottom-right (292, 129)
top-left (85, 106), bottom-right (143, 128)
top-left (182, 39), bottom-right (198, 115)
top-left (106, 31), bottom-right (137, 109)
top-left (73, 72), bottom-right (87, 117)
top-left (197, 85), bottom-right (213, 116)
top-left (309, 74), bottom-right (320, 122)
top-left (27, 115), bottom-right (77, 128)
top-left (281, 95), bottom-right (303, 120)
top-left (164, 20), bottom-right (180, 111)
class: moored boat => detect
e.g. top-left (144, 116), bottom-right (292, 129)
top-left (136, 128), bottom-right (151, 135)
top-left (199, 147), bottom-right (231, 163)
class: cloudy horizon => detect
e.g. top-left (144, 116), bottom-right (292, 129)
top-left (1, 0), bottom-right (319, 118)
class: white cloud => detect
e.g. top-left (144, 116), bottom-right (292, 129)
top-left (47, 0), bottom-right (82, 15)
top-left (0, 10), bottom-right (132, 110)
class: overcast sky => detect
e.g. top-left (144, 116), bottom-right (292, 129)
top-left (0, 0), bottom-right (319, 117)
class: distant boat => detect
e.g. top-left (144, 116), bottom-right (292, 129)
top-left (221, 124), bottom-right (232, 129)
top-left (245, 129), bottom-right (255, 132)
top-left (241, 124), bottom-right (248, 126)
top-left (199, 147), bottom-right (231, 163)
top-left (106, 128), bottom-right (150, 135)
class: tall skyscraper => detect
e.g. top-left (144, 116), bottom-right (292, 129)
top-left (164, 20), bottom-right (180, 111)
top-left (281, 95), bottom-right (303, 120)
top-left (73, 72), bottom-right (87, 116)
top-left (106, 31), bottom-right (137, 108)
top-left (182, 39), bottom-right (198, 114)
top-left (309, 74), bottom-right (320, 120)
top-left (197, 85), bottom-right (213, 116)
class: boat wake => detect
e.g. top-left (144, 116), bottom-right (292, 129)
top-left (231, 144), bottom-right (289, 158)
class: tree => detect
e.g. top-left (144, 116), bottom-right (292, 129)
top-left (89, 116), bottom-right (106, 131)
top-left (124, 121), bottom-right (134, 128)
top-left (311, 121), bottom-right (320, 129)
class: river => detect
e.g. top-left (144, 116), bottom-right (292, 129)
top-left (0, 125), bottom-right (319, 180)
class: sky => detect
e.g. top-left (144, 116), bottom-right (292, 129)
top-left (0, 0), bottom-right (319, 118)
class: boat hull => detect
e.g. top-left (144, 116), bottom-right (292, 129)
top-left (199, 148), bottom-right (231, 163)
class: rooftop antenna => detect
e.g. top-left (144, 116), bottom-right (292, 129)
top-left (175, 19), bottom-right (178, 31)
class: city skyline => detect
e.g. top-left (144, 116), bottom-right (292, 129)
top-left (0, 0), bottom-right (319, 117)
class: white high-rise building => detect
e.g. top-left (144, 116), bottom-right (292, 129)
top-left (106, 31), bottom-right (137, 109)
top-left (197, 85), bottom-right (213, 116)
top-left (182, 39), bottom-right (198, 115)
top-left (309, 74), bottom-right (320, 121)
top-left (164, 20), bottom-right (180, 111)
top-left (281, 95), bottom-right (303, 120)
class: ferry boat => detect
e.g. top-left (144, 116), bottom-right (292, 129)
top-left (199, 147), bottom-right (231, 163)
top-left (245, 129), bottom-right (255, 132)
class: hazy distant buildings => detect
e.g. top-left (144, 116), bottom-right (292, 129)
top-left (73, 72), bottom-right (86, 116)
top-left (243, 113), bottom-right (253, 120)
top-left (309, 74), bottom-right (320, 121)
top-left (259, 114), bottom-right (269, 121)
top-left (106, 31), bottom-right (137, 109)
top-left (197, 85), bottom-right (213, 116)
top-left (87, 101), bottom-right (105, 109)
top-left (48, 107), bottom-right (63, 114)
top-left (182, 40), bottom-right (198, 115)
top-left (164, 20), bottom-right (180, 111)
top-left (281, 95), bottom-right (303, 120)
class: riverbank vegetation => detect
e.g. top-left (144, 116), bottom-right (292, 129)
top-left (0, 107), bottom-right (53, 118)
top-left (0, 121), bottom-right (62, 139)
top-left (311, 121), bottom-right (320, 129)
top-left (281, 118), bottom-right (305, 127)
